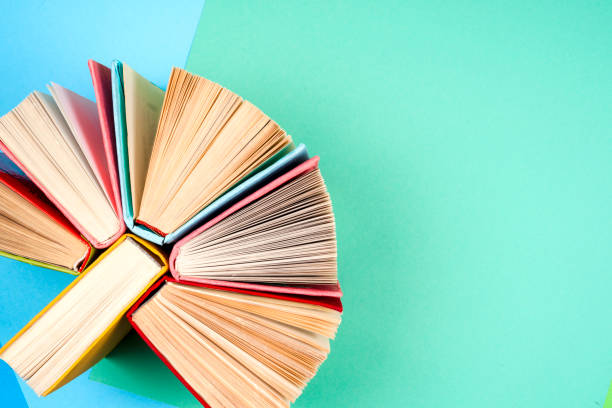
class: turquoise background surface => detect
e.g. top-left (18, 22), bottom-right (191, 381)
top-left (1, 0), bottom-right (611, 407)
top-left (186, 1), bottom-right (612, 407)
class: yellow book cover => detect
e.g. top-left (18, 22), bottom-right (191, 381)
top-left (0, 234), bottom-right (167, 396)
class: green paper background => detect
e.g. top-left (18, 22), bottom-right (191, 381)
top-left (92, 1), bottom-right (612, 406)
top-left (91, 331), bottom-right (201, 407)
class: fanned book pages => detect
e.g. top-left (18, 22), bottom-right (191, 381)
top-left (170, 157), bottom-right (342, 297)
top-left (0, 58), bottom-right (344, 408)
top-left (128, 278), bottom-right (342, 408)
top-left (0, 77), bottom-right (125, 248)
top-left (88, 157), bottom-right (342, 406)
top-left (0, 170), bottom-right (92, 273)
top-left (135, 67), bottom-right (292, 236)
top-left (0, 235), bottom-right (167, 396)
top-left (112, 61), bottom-right (308, 245)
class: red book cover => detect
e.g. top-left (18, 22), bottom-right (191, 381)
top-left (169, 156), bottom-right (342, 298)
top-left (0, 170), bottom-right (92, 272)
top-left (0, 77), bottom-right (125, 249)
top-left (88, 60), bottom-right (124, 218)
top-left (127, 276), bottom-right (343, 407)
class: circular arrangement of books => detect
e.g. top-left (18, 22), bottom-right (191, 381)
top-left (0, 60), bottom-right (342, 408)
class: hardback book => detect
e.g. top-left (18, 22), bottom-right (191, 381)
top-left (88, 59), bottom-right (124, 227)
top-left (89, 156), bottom-right (342, 405)
top-left (0, 59), bottom-right (344, 407)
top-left (0, 165), bottom-right (93, 274)
top-left (0, 62), bottom-right (125, 249)
top-left (0, 234), bottom-right (167, 396)
top-left (111, 61), bottom-right (307, 245)
top-left (128, 276), bottom-right (342, 408)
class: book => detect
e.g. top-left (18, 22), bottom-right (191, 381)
top-left (128, 276), bottom-right (342, 408)
top-left (111, 61), bottom-right (305, 245)
top-left (88, 60), bottom-right (124, 224)
top-left (90, 157), bottom-right (342, 404)
top-left (0, 67), bottom-right (125, 248)
top-left (0, 169), bottom-right (93, 274)
top-left (0, 234), bottom-right (167, 396)
top-left (110, 59), bottom-right (164, 245)
top-left (1, 58), bottom-right (343, 406)
top-left (170, 156), bottom-right (342, 297)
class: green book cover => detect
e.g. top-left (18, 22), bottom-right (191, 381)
top-left (0, 251), bottom-right (78, 275)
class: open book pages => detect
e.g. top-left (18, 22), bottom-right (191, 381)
top-left (175, 168), bottom-right (337, 285)
top-left (0, 181), bottom-right (89, 270)
top-left (0, 90), bottom-right (121, 245)
top-left (0, 237), bottom-right (164, 396)
top-left (47, 83), bottom-right (115, 207)
top-left (132, 282), bottom-right (342, 408)
top-left (136, 67), bottom-right (292, 234)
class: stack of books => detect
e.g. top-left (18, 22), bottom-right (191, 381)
top-left (0, 60), bottom-right (342, 408)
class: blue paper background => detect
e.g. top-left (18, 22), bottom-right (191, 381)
top-left (0, 1), bottom-right (203, 406)
top-left (0, 349), bottom-right (27, 408)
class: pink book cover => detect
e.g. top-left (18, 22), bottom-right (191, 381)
top-left (0, 141), bottom-right (89, 247)
top-left (0, 139), bottom-right (122, 249)
top-left (48, 83), bottom-right (115, 209)
top-left (0, 76), bottom-right (125, 248)
top-left (127, 276), bottom-right (343, 408)
top-left (169, 156), bottom-right (343, 298)
top-left (88, 60), bottom-right (123, 217)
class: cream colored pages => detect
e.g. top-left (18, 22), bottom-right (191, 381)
top-left (0, 182), bottom-right (89, 269)
top-left (176, 169), bottom-right (337, 284)
top-left (123, 64), bottom-right (165, 216)
top-left (40, 90), bottom-right (101, 193)
top-left (0, 92), bottom-right (120, 244)
top-left (137, 68), bottom-right (291, 234)
top-left (132, 282), bottom-right (341, 408)
top-left (0, 237), bottom-right (163, 396)
top-left (47, 83), bottom-right (113, 205)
